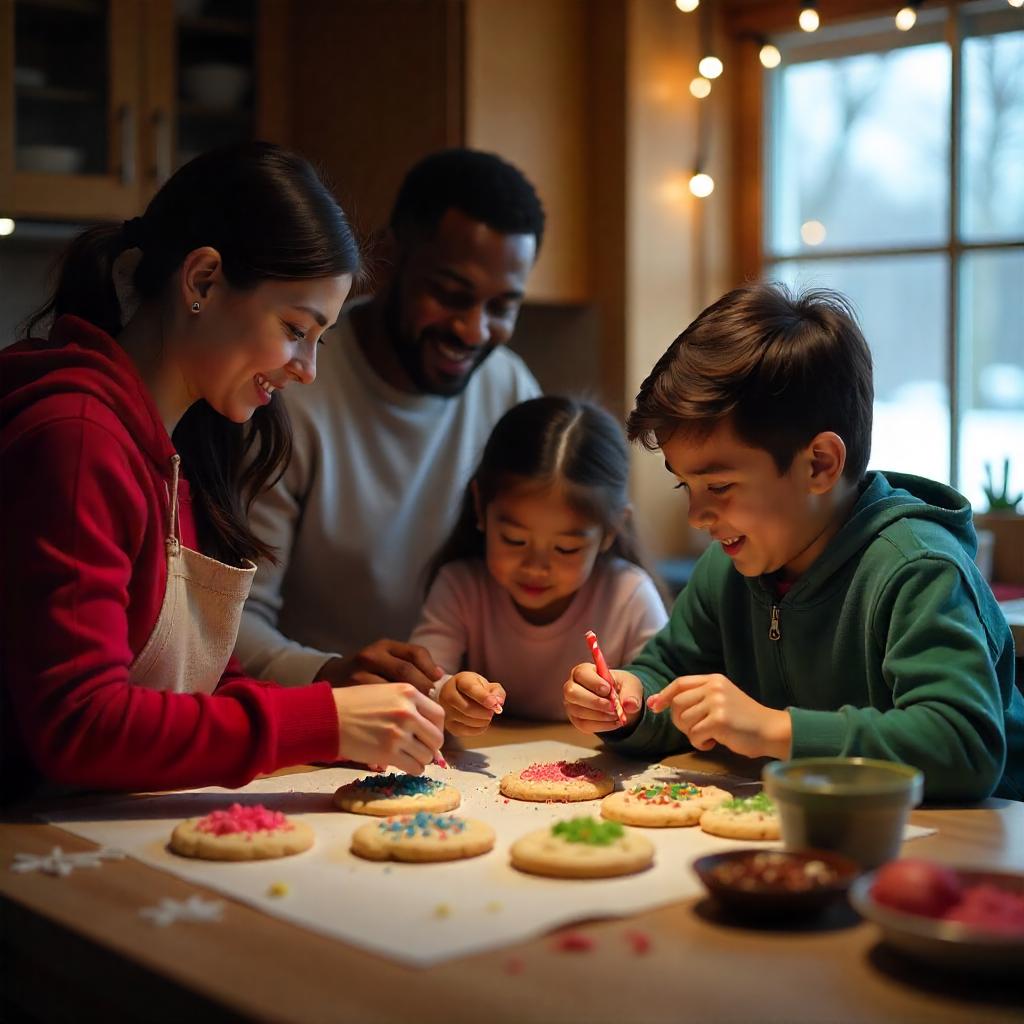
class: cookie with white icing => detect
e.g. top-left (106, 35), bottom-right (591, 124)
top-left (170, 803), bottom-right (314, 861)
top-left (510, 816), bottom-right (654, 878)
top-left (500, 760), bottom-right (614, 802)
top-left (350, 812), bottom-right (495, 862)
top-left (601, 781), bottom-right (731, 827)
top-left (333, 773), bottom-right (460, 816)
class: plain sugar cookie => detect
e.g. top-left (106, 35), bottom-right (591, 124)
top-left (350, 812), bottom-right (495, 863)
top-left (500, 760), bottom-right (614, 802)
top-left (601, 781), bottom-right (731, 827)
top-left (170, 803), bottom-right (314, 861)
top-left (333, 773), bottom-right (461, 816)
top-left (510, 816), bottom-right (654, 878)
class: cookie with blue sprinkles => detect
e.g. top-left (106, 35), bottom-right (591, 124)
top-left (333, 773), bottom-right (461, 816)
top-left (350, 811), bottom-right (495, 862)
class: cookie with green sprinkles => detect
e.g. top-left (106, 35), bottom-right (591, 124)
top-left (600, 781), bottom-right (731, 828)
top-left (699, 791), bottom-right (780, 840)
top-left (333, 772), bottom-right (461, 816)
top-left (509, 816), bottom-right (654, 878)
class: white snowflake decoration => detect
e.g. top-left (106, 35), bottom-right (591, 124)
top-left (139, 895), bottom-right (225, 927)
top-left (10, 846), bottom-right (126, 878)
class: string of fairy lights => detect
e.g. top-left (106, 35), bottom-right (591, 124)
top-left (676, 0), bottom-right (1024, 198)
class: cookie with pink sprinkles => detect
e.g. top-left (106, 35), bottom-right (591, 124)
top-left (169, 803), bottom-right (314, 861)
top-left (499, 760), bottom-right (614, 803)
top-left (333, 772), bottom-right (461, 816)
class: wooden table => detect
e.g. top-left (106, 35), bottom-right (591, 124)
top-left (3, 721), bottom-right (1023, 1024)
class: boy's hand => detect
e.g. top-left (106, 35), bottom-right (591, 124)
top-left (438, 672), bottom-right (506, 736)
top-left (647, 674), bottom-right (792, 759)
top-left (563, 663), bottom-right (644, 734)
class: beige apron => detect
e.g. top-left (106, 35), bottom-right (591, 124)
top-left (128, 454), bottom-right (256, 693)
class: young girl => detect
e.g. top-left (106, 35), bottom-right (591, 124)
top-left (0, 142), bottom-right (444, 798)
top-left (409, 396), bottom-right (668, 733)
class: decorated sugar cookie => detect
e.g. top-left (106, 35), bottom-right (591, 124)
top-left (170, 803), bottom-right (314, 861)
top-left (500, 760), bottom-right (614, 802)
top-left (601, 781), bottom-right (731, 827)
top-left (333, 772), bottom-right (461, 816)
top-left (699, 791), bottom-right (781, 840)
top-left (350, 811), bottom-right (495, 863)
top-left (510, 815), bottom-right (654, 878)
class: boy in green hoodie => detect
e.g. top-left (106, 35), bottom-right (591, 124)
top-left (564, 283), bottom-right (1022, 802)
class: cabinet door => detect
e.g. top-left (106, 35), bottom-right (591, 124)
top-left (1, 0), bottom-right (144, 220)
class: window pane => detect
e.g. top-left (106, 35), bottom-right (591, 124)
top-left (959, 249), bottom-right (1024, 509)
top-left (961, 29), bottom-right (1024, 242)
top-left (768, 256), bottom-right (950, 483)
top-left (767, 43), bottom-right (950, 255)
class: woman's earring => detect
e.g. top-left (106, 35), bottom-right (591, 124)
top-left (191, 301), bottom-right (201, 313)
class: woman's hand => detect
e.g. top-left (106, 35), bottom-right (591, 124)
top-left (332, 683), bottom-right (446, 774)
top-left (437, 672), bottom-right (506, 736)
top-left (562, 662), bottom-right (643, 734)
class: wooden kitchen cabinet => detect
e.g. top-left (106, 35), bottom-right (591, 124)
top-left (0, 0), bottom-right (288, 222)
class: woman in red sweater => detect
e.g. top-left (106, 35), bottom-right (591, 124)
top-left (0, 142), bottom-right (444, 797)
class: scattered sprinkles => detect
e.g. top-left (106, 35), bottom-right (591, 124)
top-left (552, 817), bottom-right (624, 846)
top-left (195, 803), bottom-right (292, 837)
top-left (505, 957), bottom-right (525, 975)
top-left (486, 900), bottom-right (504, 913)
top-left (378, 812), bottom-right (467, 840)
top-left (719, 792), bottom-right (776, 814)
top-left (139, 895), bottom-right (224, 927)
top-left (520, 760), bottom-right (606, 783)
top-left (554, 930), bottom-right (596, 952)
top-left (353, 773), bottom-right (443, 798)
top-left (625, 929), bottom-right (652, 954)
top-left (10, 846), bottom-right (125, 877)
top-left (433, 903), bottom-right (452, 918)
top-left (267, 881), bottom-right (290, 898)
top-left (630, 782), bottom-right (702, 804)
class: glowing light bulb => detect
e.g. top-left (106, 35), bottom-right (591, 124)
top-left (759, 44), bottom-right (782, 69)
top-left (675, 0), bottom-right (699, 11)
top-left (0, 218), bottom-right (14, 237)
top-left (698, 56), bottom-right (723, 80)
top-left (800, 220), bottom-right (827, 246)
top-left (895, 6), bottom-right (917, 30)
top-left (689, 172), bottom-right (714, 198)
top-left (1008, 0), bottom-right (1022, 8)
top-left (799, 6), bottom-right (820, 31)
top-left (689, 76), bottom-right (712, 99)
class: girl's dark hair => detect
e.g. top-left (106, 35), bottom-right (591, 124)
top-left (26, 141), bottom-right (361, 565)
top-left (427, 396), bottom-right (665, 603)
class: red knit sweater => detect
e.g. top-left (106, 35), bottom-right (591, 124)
top-left (0, 316), bottom-right (339, 795)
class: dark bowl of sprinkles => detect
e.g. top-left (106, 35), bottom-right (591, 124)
top-left (693, 848), bottom-right (861, 918)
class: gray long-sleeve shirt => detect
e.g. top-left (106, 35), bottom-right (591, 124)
top-left (235, 307), bottom-right (540, 685)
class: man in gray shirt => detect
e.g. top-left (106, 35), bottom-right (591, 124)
top-left (236, 149), bottom-right (544, 692)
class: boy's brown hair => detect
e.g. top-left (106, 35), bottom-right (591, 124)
top-left (626, 282), bottom-right (874, 482)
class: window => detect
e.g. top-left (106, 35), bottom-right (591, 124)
top-left (762, 1), bottom-right (1024, 507)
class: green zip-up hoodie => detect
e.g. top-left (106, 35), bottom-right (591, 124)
top-left (606, 471), bottom-right (1022, 802)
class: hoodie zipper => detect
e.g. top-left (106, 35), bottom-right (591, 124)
top-left (769, 604), bottom-right (781, 641)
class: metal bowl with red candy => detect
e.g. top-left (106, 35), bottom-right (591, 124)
top-left (849, 857), bottom-right (1024, 973)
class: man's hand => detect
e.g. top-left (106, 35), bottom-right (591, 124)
top-left (319, 639), bottom-right (443, 695)
top-left (647, 674), bottom-right (792, 759)
top-left (563, 662), bottom-right (644, 735)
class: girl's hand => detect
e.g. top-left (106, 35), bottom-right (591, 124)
top-left (438, 672), bottom-right (506, 736)
top-left (332, 683), bottom-right (446, 774)
top-left (646, 674), bottom-right (792, 759)
top-left (563, 663), bottom-right (644, 734)
top-left (319, 640), bottom-right (443, 695)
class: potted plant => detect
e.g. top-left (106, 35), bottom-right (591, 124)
top-left (973, 458), bottom-right (1024, 585)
